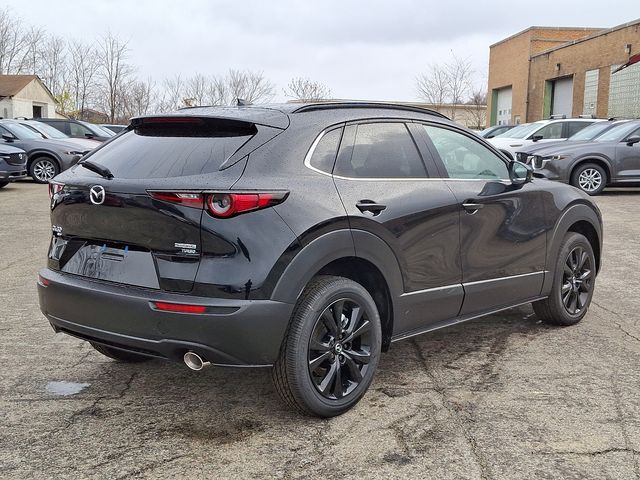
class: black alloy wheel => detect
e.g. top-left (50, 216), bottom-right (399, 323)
top-left (307, 298), bottom-right (372, 400)
top-left (561, 245), bottom-right (593, 315)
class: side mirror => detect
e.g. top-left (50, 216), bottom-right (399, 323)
top-left (509, 161), bottom-right (533, 185)
top-left (531, 135), bottom-right (543, 142)
top-left (486, 134), bottom-right (495, 139)
top-left (626, 135), bottom-right (640, 146)
top-left (1, 133), bottom-right (15, 142)
top-left (84, 133), bottom-right (95, 139)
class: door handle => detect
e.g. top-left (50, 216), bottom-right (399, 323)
top-left (462, 202), bottom-right (484, 214)
top-left (356, 200), bottom-right (387, 215)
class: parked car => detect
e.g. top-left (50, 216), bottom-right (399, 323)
top-left (36, 118), bottom-right (115, 142)
top-left (17, 119), bottom-right (101, 151)
top-left (38, 102), bottom-right (602, 417)
top-left (478, 124), bottom-right (516, 139)
top-left (0, 119), bottom-right (88, 183)
top-left (521, 119), bottom-right (640, 195)
top-left (488, 118), bottom-right (602, 159)
top-left (0, 144), bottom-right (28, 188)
top-left (100, 124), bottom-right (127, 134)
top-left (514, 119), bottom-right (632, 162)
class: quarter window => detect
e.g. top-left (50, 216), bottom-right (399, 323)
top-left (308, 127), bottom-right (342, 174)
top-left (334, 123), bottom-right (426, 178)
top-left (423, 125), bottom-right (509, 180)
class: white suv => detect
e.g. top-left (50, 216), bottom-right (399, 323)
top-left (488, 118), bottom-right (603, 159)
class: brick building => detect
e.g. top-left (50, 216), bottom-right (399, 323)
top-left (487, 19), bottom-right (640, 125)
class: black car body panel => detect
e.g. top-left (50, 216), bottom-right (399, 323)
top-left (39, 103), bottom-right (603, 366)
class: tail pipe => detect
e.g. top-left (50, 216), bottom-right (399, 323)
top-left (183, 351), bottom-right (211, 371)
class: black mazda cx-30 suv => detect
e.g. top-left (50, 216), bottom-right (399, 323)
top-left (38, 102), bottom-right (602, 416)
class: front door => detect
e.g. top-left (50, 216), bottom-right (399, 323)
top-left (419, 123), bottom-right (547, 316)
top-left (332, 121), bottom-right (463, 334)
top-left (615, 125), bottom-right (640, 181)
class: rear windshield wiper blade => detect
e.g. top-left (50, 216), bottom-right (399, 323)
top-left (80, 160), bottom-right (114, 179)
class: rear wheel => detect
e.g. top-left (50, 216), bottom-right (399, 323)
top-left (272, 275), bottom-right (382, 417)
top-left (90, 342), bottom-right (151, 363)
top-left (533, 232), bottom-right (596, 326)
top-left (571, 163), bottom-right (607, 196)
top-left (29, 157), bottom-right (59, 183)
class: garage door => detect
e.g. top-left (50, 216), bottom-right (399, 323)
top-left (552, 77), bottom-right (573, 117)
top-left (496, 87), bottom-right (512, 125)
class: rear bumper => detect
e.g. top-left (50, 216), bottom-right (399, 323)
top-left (38, 268), bottom-right (294, 366)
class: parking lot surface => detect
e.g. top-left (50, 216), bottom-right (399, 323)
top-left (1, 182), bottom-right (639, 479)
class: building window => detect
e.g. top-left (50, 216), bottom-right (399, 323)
top-left (583, 69), bottom-right (599, 116)
top-left (608, 63), bottom-right (640, 118)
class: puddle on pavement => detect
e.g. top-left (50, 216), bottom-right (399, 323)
top-left (45, 381), bottom-right (91, 396)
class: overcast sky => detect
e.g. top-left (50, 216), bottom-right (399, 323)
top-left (4, 0), bottom-right (639, 102)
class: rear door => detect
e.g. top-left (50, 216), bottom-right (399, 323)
top-left (48, 117), bottom-right (260, 293)
top-left (332, 120), bottom-right (463, 335)
top-left (418, 123), bottom-right (547, 316)
top-left (615, 125), bottom-right (640, 180)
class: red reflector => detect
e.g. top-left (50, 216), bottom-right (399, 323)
top-left (152, 302), bottom-right (207, 314)
top-left (38, 275), bottom-right (50, 287)
top-left (149, 191), bottom-right (204, 208)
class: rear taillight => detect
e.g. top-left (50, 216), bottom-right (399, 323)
top-left (48, 182), bottom-right (64, 199)
top-left (148, 191), bottom-right (204, 208)
top-left (148, 191), bottom-right (287, 218)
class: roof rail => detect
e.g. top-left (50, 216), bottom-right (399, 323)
top-left (291, 102), bottom-right (450, 119)
top-left (548, 114), bottom-right (567, 119)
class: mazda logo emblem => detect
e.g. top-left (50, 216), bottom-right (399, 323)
top-left (89, 185), bottom-right (105, 205)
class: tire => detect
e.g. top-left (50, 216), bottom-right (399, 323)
top-left (0, 181), bottom-right (8, 189)
top-left (272, 275), bottom-right (382, 417)
top-left (533, 232), bottom-right (596, 326)
top-left (570, 163), bottom-right (607, 196)
top-left (90, 342), bottom-right (151, 363)
top-left (29, 157), bottom-right (59, 184)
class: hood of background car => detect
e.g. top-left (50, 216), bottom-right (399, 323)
top-left (0, 144), bottom-right (27, 154)
top-left (534, 141), bottom-right (619, 157)
top-left (519, 140), bottom-right (592, 155)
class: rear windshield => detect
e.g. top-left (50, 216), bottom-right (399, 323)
top-left (81, 118), bottom-right (255, 178)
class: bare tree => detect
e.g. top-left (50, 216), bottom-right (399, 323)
top-left (0, 8), bottom-right (29, 74)
top-left (416, 54), bottom-right (474, 121)
top-left (465, 88), bottom-right (488, 129)
top-left (68, 40), bottom-right (99, 118)
top-left (20, 26), bottom-right (46, 75)
top-left (416, 64), bottom-right (449, 112)
top-left (224, 69), bottom-right (275, 104)
top-left (284, 77), bottom-right (331, 101)
top-left (122, 77), bottom-right (155, 118)
top-left (158, 74), bottom-right (185, 111)
top-left (184, 73), bottom-right (209, 106)
top-left (37, 34), bottom-right (68, 98)
top-left (97, 33), bottom-right (134, 122)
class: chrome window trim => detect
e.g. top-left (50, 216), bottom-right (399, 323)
top-left (304, 128), bottom-right (511, 183)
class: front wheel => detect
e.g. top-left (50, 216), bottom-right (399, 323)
top-left (29, 157), bottom-right (59, 183)
top-left (571, 163), bottom-right (607, 196)
top-left (0, 181), bottom-right (8, 189)
top-left (272, 275), bottom-right (382, 417)
top-left (533, 232), bottom-right (596, 326)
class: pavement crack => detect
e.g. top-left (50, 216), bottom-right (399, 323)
top-left (113, 454), bottom-right (190, 479)
top-left (412, 339), bottom-right (490, 480)
top-left (592, 301), bottom-right (640, 343)
top-left (537, 447), bottom-right (640, 456)
top-left (611, 373), bottom-right (640, 479)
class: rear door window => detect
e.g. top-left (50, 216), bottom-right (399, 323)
top-left (82, 118), bottom-right (255, 178)
top-left (334, 122), bottom-right (426, 178)
top-left (69, 122), bottom-right (94, 137)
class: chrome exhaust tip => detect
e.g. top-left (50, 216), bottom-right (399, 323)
top-left (183, 351), bottom-right (210, 371)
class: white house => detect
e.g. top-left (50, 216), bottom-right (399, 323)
top-left (0, 75), bottom-right (58, 119)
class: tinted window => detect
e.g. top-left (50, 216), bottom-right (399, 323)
top-left (423, 125), bottom-right (509, 180)
top-left (534, 122), bottom-right (563, 139)
top-left (69, 122), bottom-right (93, 137)
top-left (309, 128), bottom-right (342, 173)
top-left (334, 123), bottom-right (426, 178)
top-left (567, 121), bottom-right (592, 138)
top-left (81, 119), bottom-right (255, 178)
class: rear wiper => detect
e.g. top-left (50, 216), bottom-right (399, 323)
top-left (80, 160), bottom-right (114, 179)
